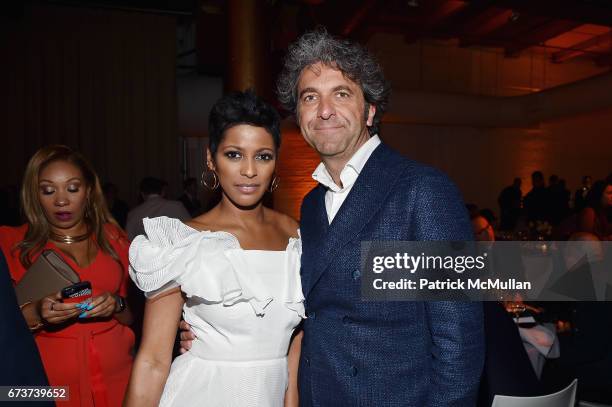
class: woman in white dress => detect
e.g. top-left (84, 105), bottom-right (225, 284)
top-left (124, 91), bottom-right (304, 407)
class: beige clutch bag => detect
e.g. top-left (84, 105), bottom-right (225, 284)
top-left (15, 250), bottom-right (80, 306)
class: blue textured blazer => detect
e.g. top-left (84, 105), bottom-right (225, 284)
top-left (299, 143), bottom-right (485, 407)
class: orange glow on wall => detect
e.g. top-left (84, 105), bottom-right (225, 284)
top-left (274, 120), bottom-right (320, 220)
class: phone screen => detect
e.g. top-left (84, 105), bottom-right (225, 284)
top-left (61, 281), bottom-right (92, 303)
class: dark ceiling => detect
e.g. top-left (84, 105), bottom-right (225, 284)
top-left (300, 0), bottom-right (612, 64)
top-left (20, 0), bottom-right (612, 68)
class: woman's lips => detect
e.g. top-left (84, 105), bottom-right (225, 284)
top-left (236, 184), bottom-right (259, 194)
top-left (54, 212), bottom-right (73, 222)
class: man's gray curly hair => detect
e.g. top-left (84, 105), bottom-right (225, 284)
top-left (276, 28), bottom-right (390, 136)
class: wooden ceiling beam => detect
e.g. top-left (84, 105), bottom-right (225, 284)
top-left (459, 7), bottom-right (513, 37)
top-left (340, 0), bottom-right (381, 36)
top-left (552, 31), bottom-right (612, 63)
top-left (465, 0), bottom-right (612, 26)
top-left (404, 0), bottom-right (466, 43)
top-left (457, 7), bottom-right (513, 46)
top-left (434, 0), bottom-right (496, 36)
top-left (504, 19), bottom-right (582, 56)
top-left (385, 0), bottom-right (470, 43)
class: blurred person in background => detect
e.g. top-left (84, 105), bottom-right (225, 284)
top-left (548, 175), bottom-right (570, 226)
top-left (498, 177), bottom-right (522, 231)
top-left (103, 182), bottom-right (130, 229)
top-left (574, 175), bottom-right (592, 213)
top-left (0, 145), bottom-right (135, 407)
top-left (524, 171), bottom-right (550, 223)
top-left (471, 213), bottom-right (545, 406)
top-left (178, 177), bottom-right (202, 217)
top-left (125, 177), bottom-right (190, 240)
top-left (471, 212), bottom-right (495, 242)
top-left (576, 178), bottom-right (612, 240)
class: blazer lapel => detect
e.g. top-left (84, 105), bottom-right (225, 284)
top-left (304, 144), bottom-right (409, 296)
top-left (300, 184), bottom-right (328, 293)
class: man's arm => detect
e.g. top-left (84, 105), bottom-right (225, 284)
top-left (410, 168), bottom-right (485, 406)
top-left (425, 301), bottom-right (484, 406)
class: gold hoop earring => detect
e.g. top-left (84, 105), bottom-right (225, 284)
top-left (269, 175), bottom-right (279, 192)
top-left (201, 169), bottom-right (220, 190)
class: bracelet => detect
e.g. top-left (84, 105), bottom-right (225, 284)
top-left (28, 322), bottom-right (44, 332)
top-left (19, 301), bottom-right (44, 331)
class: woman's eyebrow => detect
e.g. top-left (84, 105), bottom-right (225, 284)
top-left (39, 177), bottom-right (82, 183)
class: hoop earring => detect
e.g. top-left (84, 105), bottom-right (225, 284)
top-left (201, 169), bottom-right (220, 190)
top-left (269, 175), bottom-right (280, 192)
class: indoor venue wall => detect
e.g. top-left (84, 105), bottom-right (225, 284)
top-left (381, 110), bottom-right (612, 214)
top-left (0, 4), bottom-right (178, 207)
top-left (370, 32), bottom-right (612, 215)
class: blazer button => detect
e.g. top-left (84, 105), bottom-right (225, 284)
top-left (342, 316), bottom-right (351, 325)
top-left (350, 366), bottom-right (358, 377)
top-left (305, 357), bottom-right (311, 366)
top-left (352, 269), bottom-right (361, 280)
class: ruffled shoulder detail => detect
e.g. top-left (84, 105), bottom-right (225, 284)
top-left (129, 216), bottom-right (239, 298)
top-left (128, 217), bottom-right (305, 318)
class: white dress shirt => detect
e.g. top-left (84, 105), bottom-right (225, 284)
top-left (311, 135), bottom-right (381, 224)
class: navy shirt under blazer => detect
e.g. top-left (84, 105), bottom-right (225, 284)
top-left (299, 143), bottom-right (485, 407)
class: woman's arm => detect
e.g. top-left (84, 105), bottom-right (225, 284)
top-left (123, 288), bottom-right (184, 407)
top-left (284, 327), bottom-right (303, 407)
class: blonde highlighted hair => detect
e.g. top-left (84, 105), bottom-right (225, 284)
top-left (16, 145), bottom-right (122, 268)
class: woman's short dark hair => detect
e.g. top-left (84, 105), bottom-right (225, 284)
top-left (208, 90), bottom-right (281, 156)
top-left (276, 28), bottom-right (390, 136)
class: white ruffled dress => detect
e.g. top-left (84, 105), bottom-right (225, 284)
top-left (129, 217), bottom-right (305, 407)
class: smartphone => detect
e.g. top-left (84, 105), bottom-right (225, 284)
top-left (61, 281), bottom-right (92, 304)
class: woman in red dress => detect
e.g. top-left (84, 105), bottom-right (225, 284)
top-left (0, 145), bottom-right (135, 407)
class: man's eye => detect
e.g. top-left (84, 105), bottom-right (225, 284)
top-left (225, 151), bottom-right (242, 159)
top-left (256, 153), bottom-right (274, 161)
top-left (336, 91), bottom-right (350, 98)
top-left (303, 94), bottom-right (317, 102)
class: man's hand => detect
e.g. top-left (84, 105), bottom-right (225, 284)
top-left (179, 320), bottom-right (196, 354)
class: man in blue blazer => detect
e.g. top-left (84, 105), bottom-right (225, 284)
top-left (275, 29), bottom-right (485, 406)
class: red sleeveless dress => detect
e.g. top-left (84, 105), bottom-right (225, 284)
top-left (0, 223), bottom-right (134, 407)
